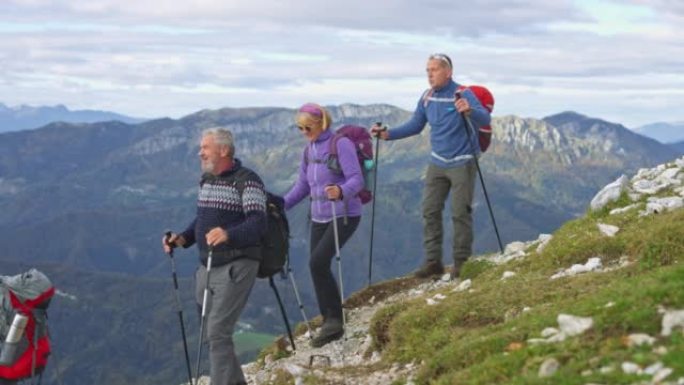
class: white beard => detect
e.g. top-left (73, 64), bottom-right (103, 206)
top-left (201, 160), bottom-right (215, 173)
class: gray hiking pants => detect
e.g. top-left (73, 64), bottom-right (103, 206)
top-left (195, 258), bottom-right (259, 385)
top-left (422, 161), bottom-right (476, 265)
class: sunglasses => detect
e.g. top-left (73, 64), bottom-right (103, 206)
top-left (297, 125), bottom-right (312, 133)
top-left (429, 53), bottom-right (452, 69)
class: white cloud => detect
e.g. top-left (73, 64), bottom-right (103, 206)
top-left (0, 0), bottom-right (682, 127)
top-left (2, 0), bottom-right (582, 34)
top-left (629, 0), bottom-right (684, 21)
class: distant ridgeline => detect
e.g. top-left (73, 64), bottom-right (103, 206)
top-left (0, 102), bottom-right (144, 133)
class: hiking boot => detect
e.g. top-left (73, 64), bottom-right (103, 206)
top-left (310, 319), bottom-right (344, 348)
top-left (450, 262), bottom-right (463, 281)
top-left (413, 259), bottom-right (445, 279)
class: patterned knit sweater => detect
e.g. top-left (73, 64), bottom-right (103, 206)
top-left (180, 159), bottom-right (267, 267)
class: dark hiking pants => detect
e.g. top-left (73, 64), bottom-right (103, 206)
top-left (422, 161), bottom-right (476, 266)
top-left (309, 216), bottom-right (360, 323)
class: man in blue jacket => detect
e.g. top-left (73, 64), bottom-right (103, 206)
top-left (372, 53), bottom-right (491, 280)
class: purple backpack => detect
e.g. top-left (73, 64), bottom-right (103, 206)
top-left (305, 124), bottom-right (374, 204)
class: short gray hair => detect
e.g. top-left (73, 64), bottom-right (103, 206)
top-left (202, 127), bottom-right (235, 157)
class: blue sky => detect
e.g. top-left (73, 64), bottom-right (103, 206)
top-left (0, 0), bottom-right (682, 127)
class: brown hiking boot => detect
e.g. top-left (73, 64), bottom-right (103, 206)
top-left (310, 319), bottom-right (344, 348)
top-left (450, 260), bottom-right (466, 281)
top-left (413, 259), bottom-right (445, 279)
top-left (450, 264), bottom-right (462, 280)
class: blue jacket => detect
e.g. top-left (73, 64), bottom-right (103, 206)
top-left (389, 79), bottom-right (491, 168)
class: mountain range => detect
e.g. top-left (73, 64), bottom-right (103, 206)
top-left (633, 121), bottom-right (684, 144)
top-left (671, 140), bottom-right (684, 153)
top-left (0, 102), bottom-right (145, 133)
top-left (0, 104), bottom-right (681, 384)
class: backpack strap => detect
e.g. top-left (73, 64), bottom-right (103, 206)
top-left (303, 144), bottom-right (309, 165)
top-left (422, 88), bottom-right (434, 108)
top-left (229, 168), bottom-right (252, 193)
top-left (329, 133), bottom-right (341, 158)
top-left (303, 143), bottom-right (328, 166)
top-left (328, 134), bottom-right (349, 224)
top-left (327, 134), bottom-right (343, 173)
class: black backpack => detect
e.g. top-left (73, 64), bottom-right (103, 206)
top-left (257, 192), bottom-right (289, 278)
top-left (200, 171), bottom-right (289, 279)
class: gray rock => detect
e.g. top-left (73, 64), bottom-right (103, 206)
top-left (609, 204), bottom-right (639, 215)
top-left (538, 358), bottom-right (560, 377)
top-left (536, 234), bottom-right (553, 253)
top-left (661, 309), bottom-right (684, 336)
top-left (653, 367), bottom-right (673, 383)
top-left (590, 175), bottom-right (629, 210)
top-left (501, 271), bottom-right (516, 280)
top-left (597, 223), bottom-right (619, 237)
top-left (558, 314), bottom-right (593, 337)
top-left (626, 333), bottom-right (655, 347)
top-left (644, 361), bottom-right (663, 375)
top-left (452, 279), bottom-right (472, 292)
top-left (621, 361), bottom-right (641, 374)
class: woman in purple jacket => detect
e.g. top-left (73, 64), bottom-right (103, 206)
top-left (283, 103), bottom-right (364, 347)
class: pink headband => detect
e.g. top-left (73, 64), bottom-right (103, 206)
top-left (298, 103), bottom-right (323, 117)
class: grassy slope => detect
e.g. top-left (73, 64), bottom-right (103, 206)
top-left (256, 170), bottom-right (684, 385)
top-left (371, 190), bottom-right (684, 385)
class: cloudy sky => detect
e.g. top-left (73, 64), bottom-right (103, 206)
top-left (1, 0), bottom-right (682, 127)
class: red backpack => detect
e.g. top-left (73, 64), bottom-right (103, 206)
top-left (304, 125), bottom-right (374, 204)
top-left (423, 84), bottom-right (495, 152)
top-left (0, 269), bottom-right (55, 382)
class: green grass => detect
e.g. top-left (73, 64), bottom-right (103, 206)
top-left (372, 204), bottom-right (684, 384)
top-left (235, 331), bottom-right (278, 354)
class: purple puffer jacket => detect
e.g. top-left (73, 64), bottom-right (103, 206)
top-left (284, 129), bottom-right (364, 222)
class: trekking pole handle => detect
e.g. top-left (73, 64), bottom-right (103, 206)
top-left (324, 183), bottom-right (342, 201)
top-left (164, 230), bottom-right (177, 250)
top-left (372, 121), bottom-right (387, 139)
top-left (455, 91), bottom-right (476, 121)
top-left (373, 121), bottom-right (388, 133)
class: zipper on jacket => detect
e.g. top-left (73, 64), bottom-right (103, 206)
top-left (312, 141), bottom-right (322, 218)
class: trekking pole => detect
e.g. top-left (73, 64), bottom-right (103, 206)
top-left (330, 198), bottom-right (349, 381)
top-left (164, 231), bottom-right (194, 385)
top-left (455, 91), bottom-right (504, 254)
top-left (367, 122), bottom-right (384, 287)
top-left (268, 276), bottom-right (296, 351)
top-left (195, 247), bottom-right (214, 385)
top-left (285, 258), bottom-right (313, 339)
top-left (329, 200), bottom-right (346, 329)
